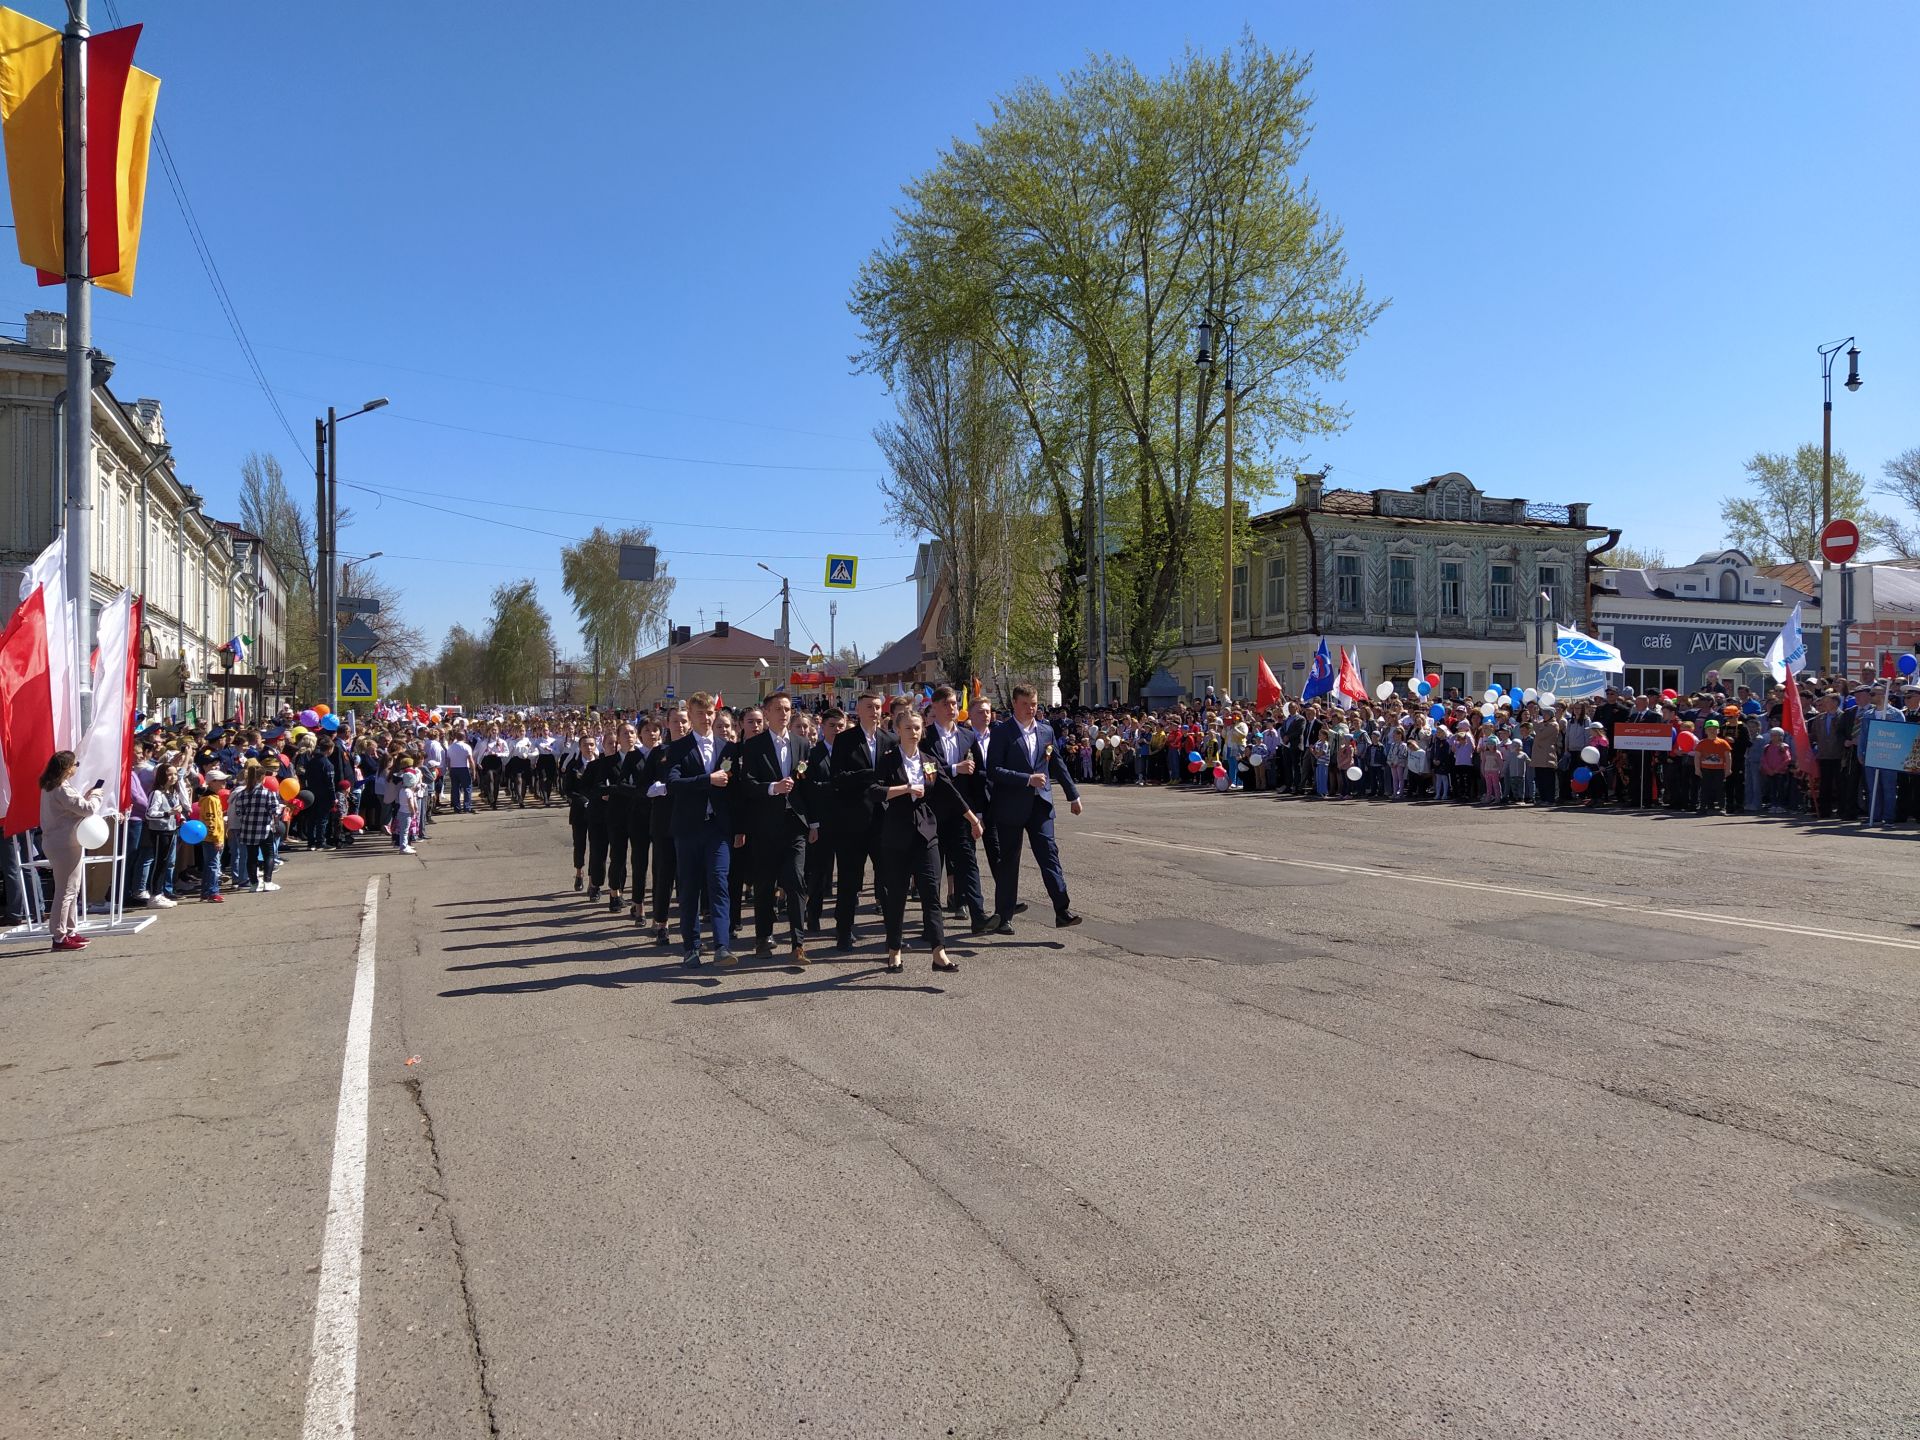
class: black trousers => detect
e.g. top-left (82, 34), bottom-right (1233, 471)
top-left (881, 831), bottom-right (944, 951)
top-left (754, 828), bottom-right (807, 944)
top-left (1817, 758), bottom-right (1841, 817)
top-left (731, 835), bottom-right (751, 922)
top-left (649, 829), bottom-right (676, 924)
top-left (585, 808), bottom-right (610, 888)
top-left (606, 809), bottom-right (629, 893)
top-left (833, 817), bottom-right (886, 944)
top-left (536, 754), bottom-right (558, 801)
top-left (938, 818), bottom-right (988, 926)
top-left (805, 822), bottom-right (834, 928)
top-left (480, 755), bottom-right (503, 807)
top-left (570, 813), bottom-right (588, 870)
top-left (627, 817), bottom-right (650, 913)
top-left (505, 756), bottom-right (532, 804)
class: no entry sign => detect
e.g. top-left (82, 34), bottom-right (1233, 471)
top-left (1820, 518), bottom-right (1861, 565)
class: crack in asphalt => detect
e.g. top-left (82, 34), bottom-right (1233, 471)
top-left (1454, 1047), bottom-right (1914, 1179)
top-left (406, 1074), bottom-right (503, 1439)
top-left (691, 1045), bottom-right (1089, 1436)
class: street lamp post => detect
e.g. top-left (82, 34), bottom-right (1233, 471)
top-left (1817, 339), bottom-right (1861, 674)
top-left (316, 398), bottom-right (389, 711)
top-left (1196, 309), bottom-right (1237, 707)
top-left (757, 561), bottom-right (792, 699)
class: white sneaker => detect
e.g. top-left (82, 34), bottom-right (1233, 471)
top-left (401, 845), bottom-right (417, 854)
top-left (151, 895), bottom-right (178, 908)
top-left (261, 882), bottom-right (280, 892)
top-left (252, 880), bottom-right (264, 893)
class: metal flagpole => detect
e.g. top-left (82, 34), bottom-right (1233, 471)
top-left (62, 0), bottom-right (94, 733)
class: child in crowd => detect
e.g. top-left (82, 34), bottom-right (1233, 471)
top-left (1311, 732), bottom-right (1330, 798)
top-left (194, 780), bottom-right (226, 902)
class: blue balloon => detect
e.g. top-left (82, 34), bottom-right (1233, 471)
top-left (179, 819), bottom-right (208, 846)
top-left (1901, 653), bottom-right (1919, 677)
top-left (1572, 765), bottom-right (1593, 785)
top-left (1188, 750), bottom-right (1203, 764)
top-left (1508, 686), bottom-right (1524, 702)
top-left (320, 714), bottom-right (340, 731)
top-left (1414, 679), bottom-right (1431, 697)
top-left (1429, 703), bottom-right (1446, 720)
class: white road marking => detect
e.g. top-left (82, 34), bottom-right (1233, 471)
top-left (1085, 829), bottom-right (1920, 953)
top-left (301, 877), bottom-right (382, 1440)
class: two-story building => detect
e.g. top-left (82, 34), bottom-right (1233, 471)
top-left (0, 310), bottom-right (287, 720)
top-left (1166, 472), bottom-right (1613, 701)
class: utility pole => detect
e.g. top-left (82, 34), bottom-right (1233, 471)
top-left (1817, 338), bottom-right (1861, 675)
top-left (829, 600), bottom-right (837, 665)
top-left (62, 0), bottom-right (93, 730)
top-left (1095, 454), bottom-right (1111, 705)
top-left (324, 407), bottom-right (339, 710)
top-left (779, 575), bottom-right (791, 690)
top-left (313, 418), bottom-right (326, 706)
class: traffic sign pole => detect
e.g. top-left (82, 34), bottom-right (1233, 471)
top-left (1818, 519), bottom-right (1861, 679)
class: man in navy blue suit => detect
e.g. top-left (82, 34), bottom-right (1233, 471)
top-left (983, 683), bottom-right (1084, 934)
top-left (663, 690), bottom-right (739, 968)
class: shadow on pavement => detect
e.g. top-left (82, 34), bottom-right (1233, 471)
top-left (439, 956), bottom-right (726, 997)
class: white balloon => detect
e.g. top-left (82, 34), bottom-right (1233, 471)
top-left (1538, 691), bottom-right (1557, 707)
top-left (1375, 680), bottom-right (1395, 701)
top-left (75, 815), bottom-right (110, 850)
top-left (1345, 765), bottom-right (1363, 782)
top-left (1484, 687), bottom-right (1502, 704)
top-left (1523, 688), bottom-right (1539, 703)
top-left (1580, 745), bottom-right (1601, 765)
top-left (1093, 737), bottom-right (1106, 750)
top-left (1481, 705), bottom-right (1497, 719)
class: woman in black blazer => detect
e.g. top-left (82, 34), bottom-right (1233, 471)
top-left (871, 703), bottom-right (982, 974)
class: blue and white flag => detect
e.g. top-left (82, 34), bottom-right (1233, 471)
top-left (1555, 623), bottom-right (1625, 674)
top-left (1765, 602), bottom-right (1807, 682)
top-left (1301, 638), bottom-right (1334, 701)
top-left (1413, 631), bottom-right (1426, 686)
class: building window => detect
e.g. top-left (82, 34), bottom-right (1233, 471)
top-left (1490, 563), bottom-right (1513, 620)
top-left (1389, 555), bottom-right (1413, 616)
top-left (1491, 670), bottom-right (1515, 692)
top-left (1264, 556), bottom-right (1287, 617)
top-left (1440, 560), bottom-right (1463, 617)
top-left (1538, 566), bottom-right (1565, 622)
top-left (1443, 669), bottom-right (1467, 697)
top-left (1232, 563), bottom-right (1248, 621)
top-left (1170, 593), bottom-right (1182, 632)
top-left (1624, 666), bottom-right (1680, 697)
top-left (1335, 553), bottom-right (1361, 613)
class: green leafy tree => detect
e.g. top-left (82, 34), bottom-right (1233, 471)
top-left (483, 581), bottom-right (554, 705)
top-left (1720, 445), bottom-right (1886, 563)
top-left (853, 36), bottom-right (1383, 699)
top-left (559, 526), bottom-right (675, 708)
top-left (434, 625), bottom-right (489, 706)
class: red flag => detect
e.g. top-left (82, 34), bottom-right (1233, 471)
top-left (0, 586), bottom-right (56, 834)
top-left (1334, 647), bottom-right (1368, 708)
top-left (1254, 656), bottom-right (1283, 711)
top-left (31, 23), bottom-right (142, 285)
top-left (1781, 674), bottom-right (1813, 778)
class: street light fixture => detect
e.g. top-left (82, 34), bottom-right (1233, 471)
top-left (1817, 337), bottom-right (1861, 671)
top-left (1196, 306), bottom-right (1238, 708)
top-left (317, 401), bottom-right (391, 709)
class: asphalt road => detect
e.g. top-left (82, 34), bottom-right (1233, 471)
top-left (4, 788), bottom-right (1918, 1439)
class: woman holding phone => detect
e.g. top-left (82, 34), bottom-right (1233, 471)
top-left (38, 750), bottom-right (104, 952)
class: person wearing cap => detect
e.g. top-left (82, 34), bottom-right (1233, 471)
top-left (1758, 726), bottom-right (1793, 813)
top-left (1721, 706), bottom-right (1751, 814)
top-left (1694, 719), bottom-right (1733, 813)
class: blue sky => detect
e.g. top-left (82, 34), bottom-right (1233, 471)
top-left (6, 2), bottom-right (1915, 665)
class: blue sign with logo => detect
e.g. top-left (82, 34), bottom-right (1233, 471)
top-left (1862, 719), bottom-right (1920, 773)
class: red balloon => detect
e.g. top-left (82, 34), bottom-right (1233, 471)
top-left (1187, 759), bottom-right (1204, 772)
top-left (1675, 731), bottom-right (1698, 754)
top-left (1426, 673), bottom-right (1441, 688)
top-left (1661, 688), bottom-right (1677, 700)
top-left (1569, 776), bottom-right (1589, 793)
top-left (342, 814), bottom-right (366, 832)
top-left (1212, 765), bottom-right (1226, 778)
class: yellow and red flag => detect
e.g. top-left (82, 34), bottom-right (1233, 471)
top-left (0, 7), bottom-right (158, 296)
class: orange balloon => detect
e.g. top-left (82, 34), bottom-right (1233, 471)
top-left (278, 778), bottom-right (301, 800)
top-left (313, 703), bottom-right (331, 717)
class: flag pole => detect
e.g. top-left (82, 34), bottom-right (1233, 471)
top-left (62, 0), bottom-right (93, 733)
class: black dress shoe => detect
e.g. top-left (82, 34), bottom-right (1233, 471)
top-left (753, 940), bottom-right (775, 959)
top-left (573, 874), bottom-right (583, 892)
top-left (587, 885), bottom-right (600, 902)
top-left (607, 893), bottom-right (621, 914)
top-left (970, 919), bottom-right (990, 937)
top-left (1013, 901), bottom-right (1029, 914)
top-left (1055, 911), bottom-right (1083, 928)
top-left (988, 916), bottom-right (1015, 936)
top-left (682, 950), bottom-right (705, 968)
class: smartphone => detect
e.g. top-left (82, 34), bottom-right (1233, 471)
top-left (89, 779), bottom-right (106, 792)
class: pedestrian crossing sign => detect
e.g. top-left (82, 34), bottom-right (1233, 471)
top-left (338, 663), bottom-right (378, 700)
top-left (824, 554), bottom-right (858, 589)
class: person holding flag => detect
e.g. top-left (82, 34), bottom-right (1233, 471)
top-left (1301, 639), bottom-right (1334, 703)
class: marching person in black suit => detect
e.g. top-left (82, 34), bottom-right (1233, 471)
top-left (734, 691), bottom-right (812, 965)
top-left (983, 683), bottom-right (1083, 933)
top-left (559, 733), bottom-right (602, 894)
top-left (829, 691), bottom-right (894, 951)
top-left (802, 708), bottom-right (843, 932)
top-left (576, 734), bottom-right (623, 903)
top-left (620, 717), bottom-right (658, 921)
top-left (967, 695), bottom-right (1003, 881)
top-left (922, 684), bottom-right (990, 935)
top-left (662, 691), bottom-right (739, 968)
top-left (642, 707), bottom-right (683, 943)
top-left (875, 701), bottom-right (980, 973)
